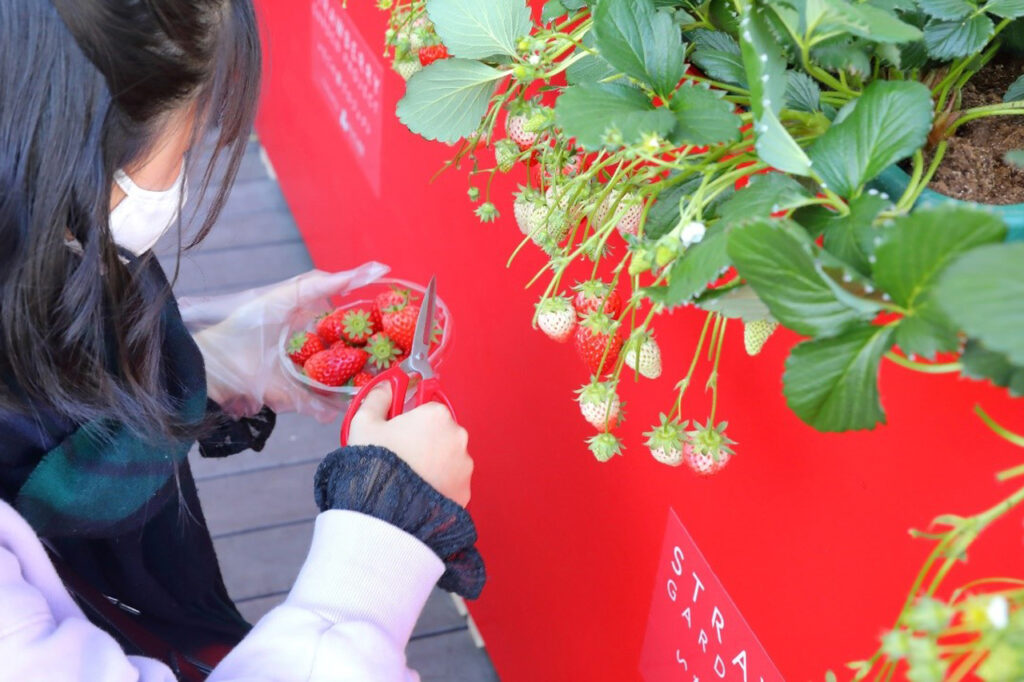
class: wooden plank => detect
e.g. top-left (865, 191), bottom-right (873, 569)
top-left (215, 521), bottom-right (312, 602)
top-left (195, 460), bottom-right (320, 537)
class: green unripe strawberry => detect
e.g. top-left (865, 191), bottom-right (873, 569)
top-left (587, 432), bottom-right (623, 462)
top-left (744, 319), bottom-right (779, 356)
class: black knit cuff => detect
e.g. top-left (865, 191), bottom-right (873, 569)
top-left (314, 446), bottom-right (486, 599)
top-left (197, 400), bottom-right (276, 458)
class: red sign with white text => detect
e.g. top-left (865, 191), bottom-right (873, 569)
top-left (310, 0), bottom-right (384, 195)
top-left (640, 509), bottom-right (784, 682)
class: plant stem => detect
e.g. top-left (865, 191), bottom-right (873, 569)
top-left (947, 100), bottom-right (1024, 135)
top-left (708, 317), bottom-right (728, 422)
top-left (884, 352), bottom-right (961, 374)
top-left (672, 313), bottom-right (715, 419)
top-left (975, 404), bottom-right (1024, 448)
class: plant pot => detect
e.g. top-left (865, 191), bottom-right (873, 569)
top-left (872, 165), bottom-right (1024, 241)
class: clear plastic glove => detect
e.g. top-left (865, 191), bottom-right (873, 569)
top-left (178, 262), bottom-right (389, 422)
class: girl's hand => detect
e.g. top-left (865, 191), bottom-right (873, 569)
top-left (346, 384), bottom-right (473, 507)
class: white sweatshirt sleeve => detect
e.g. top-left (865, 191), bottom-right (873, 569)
top-left (0, 501), bottom-right (444, 682)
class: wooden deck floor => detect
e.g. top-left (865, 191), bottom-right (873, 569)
top-left (155, 137), bottom-right (499, 681)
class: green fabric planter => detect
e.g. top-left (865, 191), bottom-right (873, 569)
top-left (871, 166), bottom-right (1024, 242)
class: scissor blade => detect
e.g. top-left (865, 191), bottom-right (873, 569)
top-left (407, 276), bottom-right (437, 373)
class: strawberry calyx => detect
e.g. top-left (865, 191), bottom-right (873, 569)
top-left (342, 309), bottom-right (376, 344)
top-left (685, 419), bottom-right (737, 462)
top-left (366, 332), bottom-right (402, 370)
top-left (587, 432), bottom-right (623, 462)
top-left (644, 414), bottom-right (687, 454)
top-left (288, 332), bottom-right (314, 354)
top-left (579, 310), bottom-right (619, 336)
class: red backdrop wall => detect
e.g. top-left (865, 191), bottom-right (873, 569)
top-left (252, 1), bottom-right (1023, 679)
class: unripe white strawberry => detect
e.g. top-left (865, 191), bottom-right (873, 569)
top-left (393, 59), bottom-right (422, 80)
top-left (545, 185), bottom-right (585, 226)
top-left (576, 379), bottom-right (621, 432)
top-left (513, 186), bottom-right (543, 236)
top-left (506, 113), bottom-right (538, 149)
top-left (623, 332), bottom-right (662, 379)
top-left (587, 432), bottom-right (623, 462)
top-left (645, 414), bottom-right (686, 467)
top-left (594, 189), bottom-right (643, 236)
top-left (684, 420), bottom-right (736, 476)
top-left (536, 296), bottom-right (577, 343)
top-left (744, 319), bottom-right (779, 356)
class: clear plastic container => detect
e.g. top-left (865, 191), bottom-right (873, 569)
top-left (278, 277), bottom-right (453, 396)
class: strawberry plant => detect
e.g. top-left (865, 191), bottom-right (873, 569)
top-left (380, 0), bottom-right (1024, 676)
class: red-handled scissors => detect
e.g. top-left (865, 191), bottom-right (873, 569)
top-left (340, 276), bottom-right (455, 446)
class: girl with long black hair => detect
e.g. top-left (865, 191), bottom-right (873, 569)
top-left (0, 0), bottom-right (483, 674)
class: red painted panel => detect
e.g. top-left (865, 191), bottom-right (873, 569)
top-left (252, 2), bottom-right (1023, 680)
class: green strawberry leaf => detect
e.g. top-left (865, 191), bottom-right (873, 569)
top-left (426, 0), bottom-right (533, 59)
top-left (554, 82), bottom-right (676, 150)
top-left (658, 223), bottom-right (731, 305)
top-left (562, 0), bottom-right (587, 9)
top-left (812, 41), bottom-right (872, 77)
top-left (716, 174), bottom-right (813, 225)
top-left (739, 5), bottom-right (814, 176)
top-left (727, 218), bottom-right (879, 337)
top-left (542, 0), bottom-right (568, 22)
top-left (875, 207), bottom-right (1005, 358)
top-left (783, 324), bottom-right (894, 432)
top-left (591, 0), bottom-right (686, 97)
top-left (820, 193), bottom-right (891, 276)
top-left (808, 80), bottom-right (934, 198)
top-left (924, 15), bottom-right (994, 59)
top-left (917, 0), bottom-right (974, 20)
top-left (396, 59), bottom-right (506, 143)
top-left (645, 176), bottom-right (702, 238)
top-left (936, 242), bottom-right (1024, 366)
top-left (961, 340), bottom-right (1024, 397)
top-left (695, 284), bottom-right (773, 321)
top-left (985, 0), bottom-right (1024, 18)
top-left (668, 85), bottom-right (742, 145)
top-left (566, 50), bottom-right (619, 84)
top-left (874, 207), bottom-right (1006, 309)
top-left (1005, 74), bottom-right (1024, 102)
top-left (786, 71), bottom-right (822, 112)
top-left (689, 29), bottom-right (747, 86)
top-left (809, 0), bottom-right (924, 43)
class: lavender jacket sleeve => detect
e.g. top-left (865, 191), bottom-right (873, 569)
top-left (0, 501), bottom-right (443, 682)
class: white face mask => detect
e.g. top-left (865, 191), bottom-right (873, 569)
top-left (109, 165), bottom-right (187, 255)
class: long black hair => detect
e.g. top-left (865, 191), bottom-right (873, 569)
top-left (0, 0), bottom-right (261, 439)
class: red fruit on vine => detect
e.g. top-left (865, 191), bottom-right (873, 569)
top-left (418, 44), bottom-right (449, 65)
top-left (572, 280), bottom-right (622, 318)
top-left (340, 308), bottom-right (378, 346)
top-left (365, 332), bottom-right (402, 371)
top-left (536, 296), bottom-right (577, 343)
top-left (683, 420), bottom-right (737, 476)
top-left (381, 303), bottom-right (420, 352)
top-left (562, 153), bottom-right (583, 176)
top-left (315, 310), bottom-right (347, 345)
top-left (304, 347), bottom-right (368, 387)
top-left (576, 379), bottom-right (622, 432)
top-left (287, 331), bottom-right (326, 366)
top-left (574, 311), bottom-right (622, 375)
top-left (506, 113), bottom-right (538, 149)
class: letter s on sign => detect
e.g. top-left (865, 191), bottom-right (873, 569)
top-left (671, 546), bottom-right (684, 576)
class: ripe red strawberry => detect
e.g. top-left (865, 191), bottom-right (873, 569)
top-left (645, 414), bottom-right (686, 467)
top-left (287, 332), bottom-right (326, 366)
top-left (373, 287), bottom-right (412, 327)
top-left (623, 332), bottom-right (662, 379)
top-left (418, 43), bottom-right (449, 65)
top-left (506, 113), bottom-right (537, 149)
top-left (536, 296), bottom-right (576, 343)
top-left (683, 420), bottom-right (737, 476)
top-left (352, 371), bottom-right (374, 388)
top-left (576, 379), bottom-right (621, 432)
top-left (340, 308), bottom-right (378, 346)
top-left (574, 311), bottom-right (623, 375)
top-left (315, 310), bottom-right (346, 345)
top-left (572, 280), bottom-right (622, 318)
top-left (304, 347), bottom-right (368, 387)
top-left (381, 303), bottom-right (420, 352)
top-left (366, 332), bottom-right (402, 371)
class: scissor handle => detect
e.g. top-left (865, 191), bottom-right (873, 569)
top-left (340, 367), bottom-right (411, 446)
top-left (415, 377), bottom-right (457, 422)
